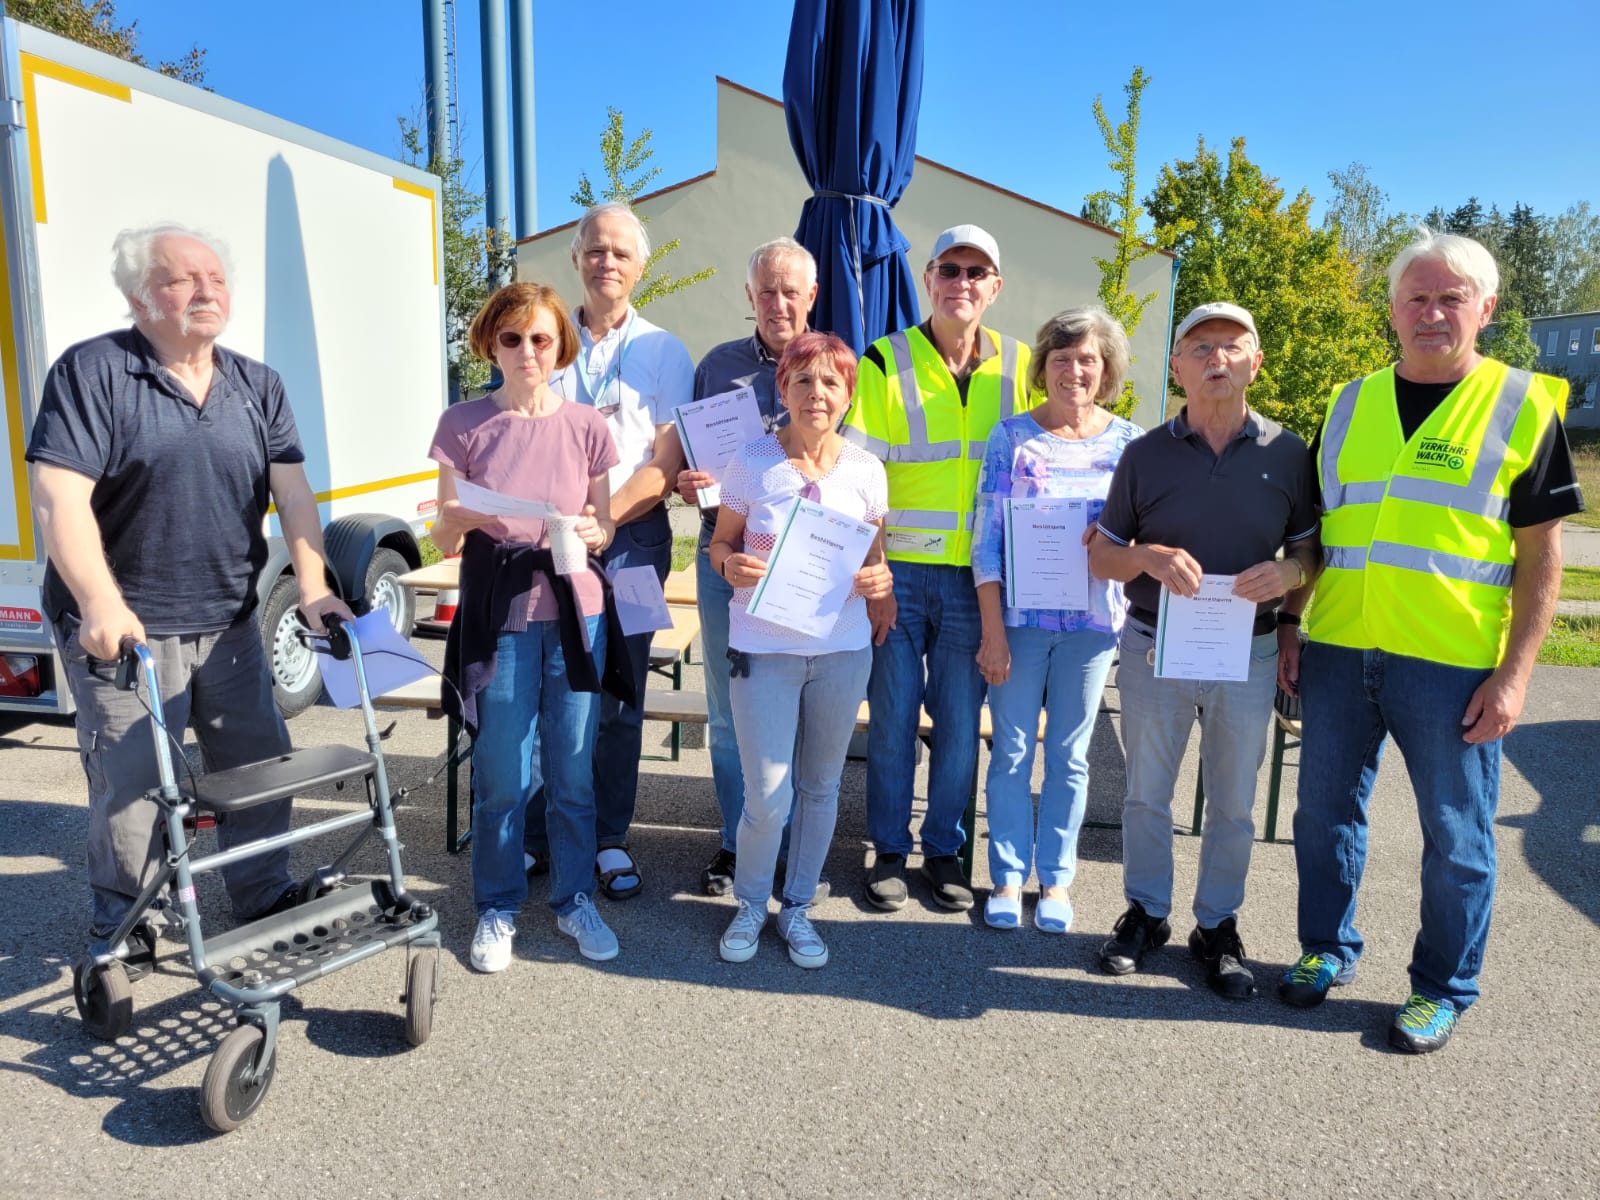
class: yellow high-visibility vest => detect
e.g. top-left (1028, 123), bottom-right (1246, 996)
top-left (843, 325), bottom-right (1033, 566)
top-left (1307, 359), bottom-right (1566, 668)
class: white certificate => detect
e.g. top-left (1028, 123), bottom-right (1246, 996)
top-left (674, 387), bottom-right (765, 484)
top-left (452, 477), bottom-right (561, 521)
top-left (608, 565), bottom-right (673, 636)
top-left (1154, 574), bottom-right (1258, 681)
top-left (745, 498), bottom-right (877, 638)
top-left (1004, 498), bottom-right (1089, 611)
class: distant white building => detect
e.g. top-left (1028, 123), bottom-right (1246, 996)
top-left (517, 77), bottom-right (1178, 427)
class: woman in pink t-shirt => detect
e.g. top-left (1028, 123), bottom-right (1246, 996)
top-left (428, 283), bottom-right (623, 974)
top-left (708, 332), bottom-right (893, 969)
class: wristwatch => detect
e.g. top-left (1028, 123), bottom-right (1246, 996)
top-left (1276, 611), bottom-right (1302, 628)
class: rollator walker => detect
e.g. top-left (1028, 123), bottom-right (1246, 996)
top-left (71, 614), bottom-right (440, 1132)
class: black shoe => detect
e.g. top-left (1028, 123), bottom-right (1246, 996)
top-left (774, 859), bottom-right (831, 904)
top-left (524, 850), bottom-right (550, 880)
top-left (92, 920), bottom-right (159, 983)
top-left (1099, 901), bottom-right (1171, 975)
top-left (241, 883), bottom-right (303, 924)
top-left (702, 848), bottom-right (737, 896)
top-left (920, 855), bottom-right (974, 911)
top-left (1187, 917), bottom-right (1256, 998)
top-left (865, 853), bottom-right (908, 911)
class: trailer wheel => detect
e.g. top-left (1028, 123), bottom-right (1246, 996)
top-left (262, 574), bottom-right (324, 718)
top-left (403, 953), bottom-right (436, 1047)
top-left (364, 547), bottom-right (416, 637)
top-left (73, 958), bottom-right (132, 1040)
top-left (200, 1023), bottom-right (276, 1133)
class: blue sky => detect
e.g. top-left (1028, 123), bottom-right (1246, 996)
top-left (108, 0), bottom-right (1596, 241)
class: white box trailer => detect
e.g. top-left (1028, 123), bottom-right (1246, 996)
top-left (0, 19), bottom-right (447, 716)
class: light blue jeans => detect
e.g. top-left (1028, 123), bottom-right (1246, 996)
top-left (985, 625), bottom-right (1118, 889)
top-left (1116, 619), bottom-right (1278, 927)
top-left (472, 615), bottom-right (604, 918)
top-left (865, 561), bottom-right (987, 857)
top-left (728, 647), bottom-right (872, 907)
top-left (1293, 641), bottom-right (1500, 1012)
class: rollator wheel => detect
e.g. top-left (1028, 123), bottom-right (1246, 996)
top-left (403, 953), bottom-right (436, 1047)
top-left (200, 1024), bottom-right (276, 1133)
top-left (73, 959), bottom-right (132, 1040)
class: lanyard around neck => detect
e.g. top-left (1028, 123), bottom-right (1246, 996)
top-left (573, 308), bottom-right (636, 411)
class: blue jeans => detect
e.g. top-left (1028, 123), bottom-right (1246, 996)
top-left (1116, 619), bottom-right (1278, 927)
top-left (865, 561), bottom-right (987, 858)
top-left (473, 616), bottom-right (604, 917)
top-left (696, 535), bottom-right (744, 853)
top-left (526, 506), bottom-right (671, 856)
top-left (1293, 641), bottom-right (1499, 1012)
top-left (729, 648), bottom-right (872, 906)
top-left (985, 625), bottom-right (1117, 889)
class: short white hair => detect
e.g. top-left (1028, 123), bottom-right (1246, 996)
top-left (1387, 227), bottom-right (1499, 302)
top-left (111, 223), bottom-right (233, 317)
top-left (746, 237), bottom-right (816, 290)
top-left (570, 201), bottom-right (650, 262)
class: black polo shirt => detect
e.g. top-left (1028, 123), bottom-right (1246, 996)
top-left (1096, 406), bottom-right (1319, 620)
top-left (26, 328), bottom-right (305, 635)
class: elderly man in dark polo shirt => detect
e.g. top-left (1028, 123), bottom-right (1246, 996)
top-left (27, 222), bottom-right (350, 969)
top-left (676, 236), bottom-right (818, 896)
top-left (1087, 302), bottom-right (1320, 998)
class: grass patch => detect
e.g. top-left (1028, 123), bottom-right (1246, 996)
top-left (672, 535), bottom-right (696, 573)
top-left (1568, 428), bottom-right (1600, 530)
top-left (1562, 566), bottom-right (1600, 601)
top-left (418, 535), bottom-right (443, 566)
top-left (1538, 613), bottom-right (1600, 667)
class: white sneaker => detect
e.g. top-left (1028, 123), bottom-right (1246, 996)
top-left (469, 908), bottom-right (516, 973)
top-left (555, 893), bottom-right (619, 961)
top-left (775, 903), bottom-right (828, 969)
top-left (719, 898), bottom-right (767, 963)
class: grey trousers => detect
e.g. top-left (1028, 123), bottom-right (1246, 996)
top-left (55, 616), bottom-right (294, 933)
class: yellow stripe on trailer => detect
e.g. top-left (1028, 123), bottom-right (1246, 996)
top-left (392, 178), bottom-right (438, 286)
top-left (266, 468), bottom-right (440, 514)
top-left (20, 53), bottom-right (132, 225)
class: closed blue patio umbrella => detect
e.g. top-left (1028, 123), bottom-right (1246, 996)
top-left (783, 0), bottom-right (925, 356)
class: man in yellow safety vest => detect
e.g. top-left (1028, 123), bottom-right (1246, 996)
top-left (1275, 229), bottom-right (1584, 1053)
top-left (843, 224), bottom-right (1033, 912)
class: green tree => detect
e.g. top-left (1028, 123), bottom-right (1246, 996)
top-left (1549, 201), bottom-right (1600, 313)
top-left (571, 107), bottom-right (713, 307)
top-left (1146, 136), bottom-right (1390, 438)
top-left (399, 119), bottom-right (509, 395)
top-left (1081, 67), bottom-right (1184, 419)
top-left (13, 0), bottom-right (207, 83)
top-left (1480, 305), bottom-right (1538, 370)
top-left (1499, 202), bottom-right (1554, 318)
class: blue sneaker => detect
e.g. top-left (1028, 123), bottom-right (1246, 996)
top-left (1389, 993), bottom-right (1458, 1054)
top-left (1277, 952), bottom-right (1357, 1008)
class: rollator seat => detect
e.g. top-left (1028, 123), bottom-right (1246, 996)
top-left (188, 744), bottom-right (376, 812)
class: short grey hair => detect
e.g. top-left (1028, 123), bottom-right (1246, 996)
top-left (1387, 226), bottom-right (1499, 302)
top-left (746, 236), bottom-right (816, 290)
top-left (570, 200), bottom-right (650, 262)
top-left (1028, 306), bottom-right (1131, 403)
top-left (111, 222), bottom-right (233, 316)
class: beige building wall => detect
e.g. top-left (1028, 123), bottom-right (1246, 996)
top-left (519, 79), bottom-right (1177, 427)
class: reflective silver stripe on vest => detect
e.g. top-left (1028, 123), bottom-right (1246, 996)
top-left (886, 508), bottom-right (964, 532)
top-left (1380, 365), bottom-right (1530, 522)
top-left (843, 426), bottom-right (890, 459)
top-left (998, 335), bottom-right (1020, 419)
top-left (1384, 476), bottom-right (1511, 521)
top-left (886, 330), bottom-right (927, 446)
top-left (887, 440), bottom-right (964, 464)
top-left (1319, 378), bottom-right (1364, 511)
top-left (1368, 541), bottom-right (1514, 588)
top-left (1324, 545), bottom-right (1367, 570)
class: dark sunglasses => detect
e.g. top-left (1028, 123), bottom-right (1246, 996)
top-left (933, 263), bottom-right (997, 281)
top-left (497, 330), bottom-right (557, 350)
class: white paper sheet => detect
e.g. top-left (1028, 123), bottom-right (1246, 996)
top-left (609, 564), bottom-right (674, 636)
top-left (452, 477), bottom-right (561, 520)
top-left (1004, 498), bottom-right (1090, 611)
top-left (1154, 574), bottom-right (1258, 681)
top-left (745, 498), bottom-right (878, 638)
top-left (673, 387), bottom-right (765, 481)
top-left (317, 610), bottom-right (435, 708)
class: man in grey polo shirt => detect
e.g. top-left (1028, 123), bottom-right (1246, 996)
top-left (27, 222), bottom-right (350, 969)
top-left (1087, 302), bottom-right (1319, 998)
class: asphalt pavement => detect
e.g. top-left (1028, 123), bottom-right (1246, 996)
top-left (1, 628), bottom-right (1597, 1198)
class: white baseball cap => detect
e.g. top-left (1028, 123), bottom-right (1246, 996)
top-left (1173, 301), bottom-right (1258, 347)
top-left (929, 224), bottom-right (1001, 272)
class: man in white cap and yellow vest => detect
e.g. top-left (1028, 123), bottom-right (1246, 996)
top-left (844, 224), bottom-right (1033, 912)
top-left (1276, 229), bottom-right (1583, 1053)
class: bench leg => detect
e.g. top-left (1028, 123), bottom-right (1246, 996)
top-left (960, 742), bottom-right (983, 885)
top-left (1264, 719), bottom-right (1289, 844)
top-left (1190, 768), bottom-right (1204, 837)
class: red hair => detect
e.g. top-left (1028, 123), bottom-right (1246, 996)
top-left (775, 330), bottom-right (857, 397)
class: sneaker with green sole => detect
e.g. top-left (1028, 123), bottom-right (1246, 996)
top-left (1389, 993), bottom-right (1458, 1054)
top-left (1277, 952), bottom-right (1357, 1008)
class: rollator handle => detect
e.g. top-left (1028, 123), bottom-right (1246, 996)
top-left (114, 636), bottom-right (142, 691)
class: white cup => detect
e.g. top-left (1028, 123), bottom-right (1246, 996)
top-left (547, 515), bottom-right (588, 576)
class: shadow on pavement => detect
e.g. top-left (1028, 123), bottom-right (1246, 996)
top-left (1500, 717), bottom-right (1600, 925)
